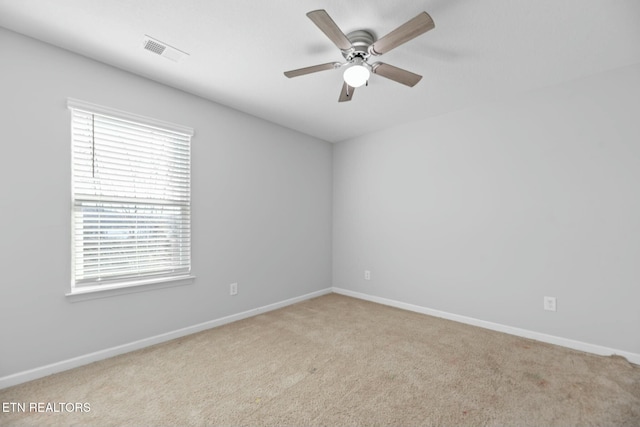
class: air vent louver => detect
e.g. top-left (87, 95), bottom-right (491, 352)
top-left (144, 39), bottom-right (166, 55)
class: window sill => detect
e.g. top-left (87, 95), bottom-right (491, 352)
top-left (66, 275), bottom-right (195, 302)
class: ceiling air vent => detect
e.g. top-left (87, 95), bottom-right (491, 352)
top-left (142, 35), bottom-right (189, 62)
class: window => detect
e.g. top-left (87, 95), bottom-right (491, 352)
top-left (68, 99), bottom-right (193, 294)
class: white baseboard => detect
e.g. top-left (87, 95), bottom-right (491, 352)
top-left (332, 287), bottom-right (640, 365)
top-left (0, 288), bottom-right (332, 390)
top-left (4, 286), bottom-right (636, 390)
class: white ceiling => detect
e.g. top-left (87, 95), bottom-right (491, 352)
top-left (1, 0), bottom-right (639, 142)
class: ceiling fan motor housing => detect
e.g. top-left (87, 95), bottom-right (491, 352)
top-left (343, 30), bottom-right (375, 64)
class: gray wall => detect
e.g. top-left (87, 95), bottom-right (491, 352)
top-left (2, 23), bottom-right (639, 380)
top-left (333, 64), bottom-right (640, 355)
top-left (0, 28), bottom-right (333, 377)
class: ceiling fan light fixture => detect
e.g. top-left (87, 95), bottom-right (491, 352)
top-left (343, 63), bottom-right (370, 88)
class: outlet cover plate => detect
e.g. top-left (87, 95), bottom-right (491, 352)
top-left (544, 296), bottom-right (556, 312)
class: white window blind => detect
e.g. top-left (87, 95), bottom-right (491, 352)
top-left (69, 99), bottom-right (193, 289)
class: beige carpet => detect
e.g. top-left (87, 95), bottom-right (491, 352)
top-left (1, 293), bottom-right (639, 426)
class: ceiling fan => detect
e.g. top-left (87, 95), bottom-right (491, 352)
top-left (284, 9), bottom-right (435, 102)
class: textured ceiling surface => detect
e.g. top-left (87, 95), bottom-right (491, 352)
top-left (1, 0), bottom-right (639, 142)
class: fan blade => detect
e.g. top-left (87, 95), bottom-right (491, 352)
top-left (284, 62), bottom-right (340, 78)
top-left (372, 63), bottom-right (422, 87)
top-left (370, 12), bottom-right (435, 55)
top-left (307, 10), bottom-right (352, 51)
top-left (338, 82), bottom-right (355, 102)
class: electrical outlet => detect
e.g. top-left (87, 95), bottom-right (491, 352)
top-left (364, 270), bottom-right (371, 281)
top-left (230, 283), bottom-right (238, 296)
top-left (544, 296), bottom-right (556, 312)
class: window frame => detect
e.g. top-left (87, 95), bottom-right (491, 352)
top-left (66, 98), bottom-right (195, 300)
